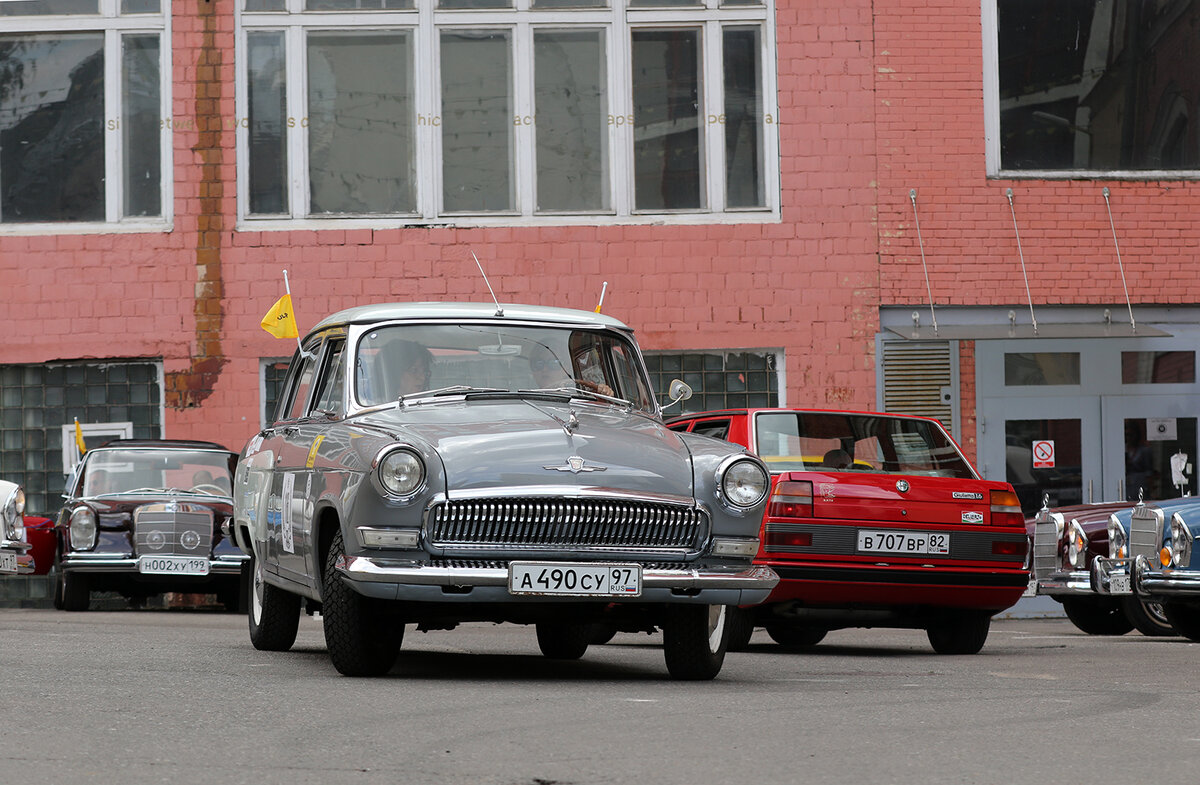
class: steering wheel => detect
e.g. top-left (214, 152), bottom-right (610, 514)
top-left (190, 483), bottom-right (229, 495)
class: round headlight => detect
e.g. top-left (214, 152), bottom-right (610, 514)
top-left (1170, 514), bottom-right (1192, 569)
top-left (721, 459), bottom-right (769, 508)
top-left (1067, 520), bottom-right (1087, 569)
top-left (1107, 516), bottom-right (1126, 560)
top-left (378, 449), bottom-right (425, 497)
top-left (69, 507), bottom-right (98, 551)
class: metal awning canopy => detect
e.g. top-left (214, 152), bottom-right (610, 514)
top-left (886, 322), bottom-right (1171, 340)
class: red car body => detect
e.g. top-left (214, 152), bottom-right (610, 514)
top-left (667, 408), bottom-right (1030, 654)
top-left (24, 516), bottom-right (55, 576)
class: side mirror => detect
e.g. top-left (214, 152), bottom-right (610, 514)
top-left (661, 379), bottom-right (693, 411)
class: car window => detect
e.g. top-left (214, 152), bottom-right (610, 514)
top-left (691, 419), bottom-right (732, 440)
top-left (754, 411), bottom-right (976, 478)
top-left (610, 342), bottom-right (654, 408)
top-left (311, 339), bottom-right (347, 417)
top-left (282, 349), bottom-right (319, 422)
top-left (667, 422), bottom-right (692, 433)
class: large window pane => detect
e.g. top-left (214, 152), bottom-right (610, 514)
top-left (1004, 352), bottom-right (1081, 386)
top-left (723, 26), bottom-right (763, 208)
top-left (0, 34), bottom-right (104, 223)
top-left (534, 30), bottom-right (608, 212)
top-left (0, 0), bottom-right (97, 15)
top-left (248, 32), bottom-right (288, 216)
top-left (1006, 419), bottom-right (1082, 513)
top-left (632, 29), bottom-right (702, 211)
top-left (997, 0), bottom-right (1200, 171)
top-left (307, 0), bottom-right (412, 10)
top-left (122, 35), bottom-right (161, 217)
top-left (1121, 351), bottom-right (1196, 384)
top-left (307, 33), bottom-right (416, 215)
top-left (122, 0), bottom-right (160, 13)
top-left (441, 30), bottom-right (513, 213)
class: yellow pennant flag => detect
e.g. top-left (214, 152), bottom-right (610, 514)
top-left (74, 418), bottom-right (87, 455)
top-left (261, 294), bottom-right (299, 339)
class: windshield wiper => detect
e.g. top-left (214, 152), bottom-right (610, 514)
top-left (520, 386), bottom-right (632, 408)
top-left (398, 385), bottom-right (509, 405)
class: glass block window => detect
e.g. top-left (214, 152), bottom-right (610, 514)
top-left (0, 361), bottom-right (162, 516)
top-left (262, 358), bottom-right (292, 426)
top-left (644, 350), bottom-right (779, 414)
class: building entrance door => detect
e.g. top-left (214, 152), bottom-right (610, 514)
top-left (1101, 397), bottom-right (1197, 503)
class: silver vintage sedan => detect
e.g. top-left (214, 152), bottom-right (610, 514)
top-left (233, 302), bottom-right (777, 679)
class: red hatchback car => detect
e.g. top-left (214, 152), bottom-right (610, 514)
top-left (666, 408), bottom-right (1030, 654)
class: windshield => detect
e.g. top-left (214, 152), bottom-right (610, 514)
top-left (754, 412), bottom-right (976, 479)
top-left (81, 449), bottom-right (234, 497)
top-left (353, 323), bottom-right (655, 412)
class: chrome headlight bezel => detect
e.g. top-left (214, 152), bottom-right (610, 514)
top-left (69, 506), bottom-right (98, 551)
top-left (2, 485), bottom-right (24, 541)
top-left (1067, 519), bottom-right (1087, 569)
top-left (716, 456), bottom-right (770, 510)
top-left (1169, 513), bottom-right (1193, 569)
top-left (1107, 514), bottom-right (1127, 560)
top-left (374, 447), bottom-right (426, 501)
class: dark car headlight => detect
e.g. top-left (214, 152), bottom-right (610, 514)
top-left (718, 458), bottom-right (769, 509)
top-left (375, 448), bottom-right (426, 499)
top-left (69, 506), bottom-right (98, 551)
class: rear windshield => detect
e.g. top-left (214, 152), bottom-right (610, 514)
top-left (753, 412), bottom-right (976, 479)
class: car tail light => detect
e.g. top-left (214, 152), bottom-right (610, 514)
top-left (764, 530), bottom-right (813, 551)
top-left (992, 539), bottom-right (1028, 557)
top-left (989, 489), bottom-right (1024, 527)
top-left (767, 480), bottom-right (813, 520)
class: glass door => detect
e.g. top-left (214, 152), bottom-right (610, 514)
top-left (1102, 396), bottom-right (1198, 503)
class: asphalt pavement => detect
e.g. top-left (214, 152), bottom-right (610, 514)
top-left (1, 608), bottom-right (1197, 785)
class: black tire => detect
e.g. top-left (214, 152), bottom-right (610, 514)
top-left (1060, 597), bottom-right (1134, 636)
top-left (1161, 602), bottom-right (1200, 642)
top-left (536, 622), bottom-right (592, 660)
top-left (764, 623), bottom-right (827, 649)
top-left (926, 612), bottom-right (991, 655)
top-left (248, 550), bottom-right (301, 652)
top-left (662, 604), bottom-right (729, 681)
top-left (725, 607), bottom-right (756, 652)
top-left (1121, 596), bottom-right (1176, 636)
top-left (50, 549), bottom-right (65, 611)
top-left (218, 566), bottom-right (249, 614)
top-left (322, 530), bottom-right (403, 677)
top-left (589, 624), bottom-right (617, 646)
top-left (59, 551), bottom-right (90, 613)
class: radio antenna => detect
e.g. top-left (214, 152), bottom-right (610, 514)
top-left (472, 251), bottom-right (503, 317)
top-left (595, 281), bottom-right (608, 313)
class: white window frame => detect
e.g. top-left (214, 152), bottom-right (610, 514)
top-left (0, 0), bottom-right (173, 235)
top-left (61, 420), bottom-right (134, 474)
top-left (236, 0), bottom-right (778, 228)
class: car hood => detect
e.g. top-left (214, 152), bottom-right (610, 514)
top-left (355, 399), bottom-right (695, 498)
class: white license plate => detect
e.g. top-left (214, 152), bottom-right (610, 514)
top-left (138, 556), bottom-right (210, 576)
top-left (857, 529), bottom-right (950, 555)
top-left (1022, 577), bottom-right (1038, 597)
top-left (1109, 570), bottom-right (1131, 595)
top-left (0, 551), bottom-right (17, 574)
top-left (509, 562), bottom-right (641, 597)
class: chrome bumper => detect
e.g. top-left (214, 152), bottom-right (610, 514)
top-left (62, 553), bottom-right (249, 575)
top-left (339, 557), bottom-right (780, 605)
top-left (1090, 556), bottom-right (1131, 595)
top-left (1133, 554), bottom-right (1200, 597)
top-left (1034, 569), bottom-right (1093, 596)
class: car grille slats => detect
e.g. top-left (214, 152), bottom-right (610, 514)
top-left (134, 503), bottom-right (214, 557)
top-left (1031, 515), bottom-right (1059, 579)
top-left (1128, 510), bottom-right (1162, 563)
top-left (428, 497), bottom-right (707, 554)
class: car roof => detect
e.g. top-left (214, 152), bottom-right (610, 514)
top-left (93, 439), bottom-right (234, 453)
top-left (666, 407), bottom-right (945, 425)
top-left (310, 302), bottom-right (633, 336)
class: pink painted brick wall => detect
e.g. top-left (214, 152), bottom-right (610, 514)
top-left (2, 0), bottom-right (882, 449)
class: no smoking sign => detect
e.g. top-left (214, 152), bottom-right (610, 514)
top-left (1032, 440), bottom-right (1055, 469)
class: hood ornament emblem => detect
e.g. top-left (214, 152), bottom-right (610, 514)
top-left (895, 480), bottom-right (910, 493)
top-left (544, 456), bottom-right (607, 474)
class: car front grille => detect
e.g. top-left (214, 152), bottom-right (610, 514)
top-left (1128, 508), bottom-right (1163, 564)
top-left (426, 497), bottom-right (709, 555)
top-left (134, 503), bottom-right (214, 557)
top-left (1031, 514), bottom-right (1060, 579)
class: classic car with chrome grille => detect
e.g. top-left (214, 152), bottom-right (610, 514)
top-left (1, 479), bottom-right (36, 575)
top-left (53, 440), bottom-right (246, 611)
top-left (666, 408), bottom-right (1030, 654)
top-left (1031, 498), bottom-right (1181, 636)
top-left (1092, 497), bottom-right (1200, 639)
top-left (231, 302), bottom-right (776, 679)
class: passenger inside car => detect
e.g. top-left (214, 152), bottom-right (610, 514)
top-left (822, 448), bottom-right (853, 469)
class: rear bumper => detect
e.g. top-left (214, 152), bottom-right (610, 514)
top-left (339, 557), bottom-right (779, 605)
top-left (763, 562), bottom-right (1029, 610)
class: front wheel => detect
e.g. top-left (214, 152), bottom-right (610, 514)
top-left (1121, 596), bottom-right (1176, 636)
top-left (1161, 602), bottom-right (1200, 642)
top-left (56, 550), bottom-right (90, 612)
top-left (535, 622), bottom-right (592, 660)
top-left (764, 623), bottom-right (827, 649)
top-left (662, 604), bottom-right (729, 681)
top-left (725, 607), bottom-right (756, 652)
top-left (926, 612), bottom-right (991, 655)
top-left (1060, 597), bottom-right (1134, 636)
top-left (248, 551), bottom-right (301, 652)
top-left (322, 530), bottom-right (403, 677)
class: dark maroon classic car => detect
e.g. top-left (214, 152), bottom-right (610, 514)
top-left (53, 440), bottom-right (248, 611)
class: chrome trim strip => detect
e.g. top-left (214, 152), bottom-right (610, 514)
top-left (61, 554), bottom-right (248, 573)
top-left (442, 485), bottom-right (697, 507)
top-left (340, 557), bottom-right (779, 591)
